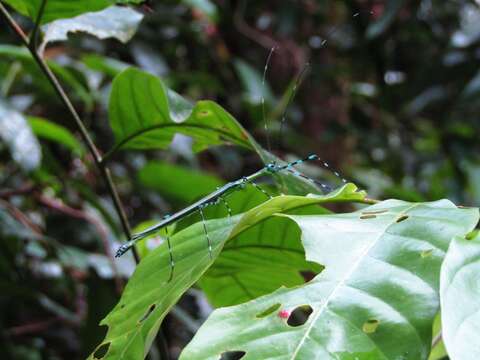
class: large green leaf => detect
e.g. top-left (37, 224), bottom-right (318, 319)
top-left (2, 0), bottom-right (142, 24)
top-left (199, 186), bottom-right (328, 308)
top-left (107, 68), bottom-right (258, 156)
top-left (88, 184), bottom-right (364, 359)
top-left (440, 231), bottom-right (480, 360)
top-left (181, 200), bottom-right (479, 360)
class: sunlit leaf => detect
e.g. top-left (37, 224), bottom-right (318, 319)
top-left (181, 200), bottom-right (478, 359)
top-left (40, 6), bottom-right (144, 49)
top-left (88, 184), bottom-right (364, 359)
top-left (440, 231), bottom-right (480, 360)
top-left (108, 68), bottom-right (258, 155)
top-left (0, 99), bottom-right (41, 171)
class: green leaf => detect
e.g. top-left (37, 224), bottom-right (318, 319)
top-left (40, 6), bottom-right (144, 48)
top-left (234, 59), bottom-right (275, 106)
top-left (28, 116), bottom-right (84, 155)
top-left (440, 230), bottom-right (480, 359)
top-left (0, 45), bottom-right (94, 109)
top-left (0, 99), bottom-right (41, 171)
top-left (199, 186), bottom-right (328, 308)
top-left (107, 67), bottom-right (257, 155)
top-left (138, 161), bottom-right (224, 203)
top-left (3, 0), bottom-right (143, 24)
top-left (89, 184), bottom-right (364, 359)
top-left (181, 200), bottom-right (479, 360)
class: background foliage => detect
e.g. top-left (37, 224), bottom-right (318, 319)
top-left (1, 0), bottom-right (480, 359)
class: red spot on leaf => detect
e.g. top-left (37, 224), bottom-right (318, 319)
top-left (278, 310), bottom-right (290, 319)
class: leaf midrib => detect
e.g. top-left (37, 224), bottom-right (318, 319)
top-left (289, 203), bottom-right (420, 359)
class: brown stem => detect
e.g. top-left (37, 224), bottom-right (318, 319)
top-left (35, 194), bottom-right (124, 294)
top-left (0, 2), bottom-right (139, 263)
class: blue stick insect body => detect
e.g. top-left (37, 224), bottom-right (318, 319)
top-left (116, 14), bottom-right (367, 281)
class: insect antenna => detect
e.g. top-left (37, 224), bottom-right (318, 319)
top-left (262, 46), bottom-right (277, 153)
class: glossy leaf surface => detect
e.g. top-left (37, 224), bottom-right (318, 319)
top-left (440, 231), bottom-right (480, 360)
top-left (181, 200), bottom-right (479, 360)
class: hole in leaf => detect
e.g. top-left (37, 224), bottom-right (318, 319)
top-left (138, 304), bottom-right (156, 323)
top-left (93, 343), bottom-right (110, 359)
top-left (360, 214), bottom-right (376, 219)
top-left (219, 351), bottom-right (246, 360)
top-left (362, 319), bottom-right (380, 334)
top-left (287, 305), bottom-right (313, 327)
top-left (256, 303), bottom-right (281, 318)
top-left (396, 215), bottom-right (409, 223)
top-left (421, 249), bottom-right (433, 258)
top-left (362, 209), bottom-right (388, 215)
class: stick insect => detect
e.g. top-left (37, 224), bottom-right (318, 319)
top-left (116, 13), bottom-right (367, 281)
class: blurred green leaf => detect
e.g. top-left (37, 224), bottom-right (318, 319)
top-left (182, 200), bottom-right (479, 360)
top-left (0, 99), bottom-right (41, 171)
top-left (440, 231), bottom-right (480, 360)
top-left (108, 68), bottom-right (257, 156)
top-left (0, 45), bottom-right (94, 109)
top-left (28, 116), bottom-right (84, 155)
top-left (138, 161), bottom-right (224, 203)
top-left (367, 0), bottom-right (407, 39)
top-left (3, 0), bottom-right (143, 24)
top-left (234, 58), bottom-right (274, 106)
top-left (89, 184), bottom-right (364, 359)
top-left (82, 54), bottom-right (129, 78)
top-left (40, 6), bottom-right (144, 48)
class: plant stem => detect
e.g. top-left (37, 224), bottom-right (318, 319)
top-left (0, 2), bottom-right (140, 263)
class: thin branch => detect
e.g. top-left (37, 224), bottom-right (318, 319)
top-left (0, 2), bottom-right (139, 263)
top-left (30, 0), bottom-right (47, 49)
top-left (35, 194), bottom-right (124, 294)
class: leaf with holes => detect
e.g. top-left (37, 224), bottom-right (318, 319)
top-left (107, 67), bottom-right (260, 157)
top-left (2, 0), bottom-right (143, 24)
top-left (89, 184), bottom-right (365, 359)
top-left (440, 230), bottom-right (480, 360)
top-left (181, 200), bottom-right (479, 360)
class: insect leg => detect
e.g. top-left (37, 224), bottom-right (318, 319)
top-left (198, 205), bottom-right (212, 259)
top-left (243, 177), bottom-right (272, 199)
top-left (165, 225), bottom-right (175, 282)
top-left (285, 167), bottom-right (332, 194)
top-left (218, 196), bottom-right (232, 217)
